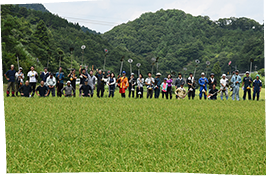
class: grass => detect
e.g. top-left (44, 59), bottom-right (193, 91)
top-left (4, 87), bottom-right (266, 174)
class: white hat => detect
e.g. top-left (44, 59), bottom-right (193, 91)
top-left (67, 81), bottom-right (71, 83)
top-left (19, 67), bottom-right (23, 70)
top-left (246, 71), bottom-right (250, 74)
top-left (131, 73), bottom-right (134, 76)
top-left (156, 73), bottom-right (161, 76)
top-left (222, 74), bottom-right (226, 77)
top-left (201, 72), bottom-right (205, 75)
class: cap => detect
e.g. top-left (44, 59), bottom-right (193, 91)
top-left (19, 67), bottom-right (23, 70)
top-left (222, 74), bottom-right (226, 77)
top-left (164, 78), bottom-right (167, 80)
top-left (156, 73), bottom-right (161, 76)
top-left (255, 74), bottom-right (260, 79)
top-left (49, 72), bottom-right (53, 76)
top-left (181, 82), bottom-right (184, 85)
top-left (85, 79), bottom-right (88, 82)
top-left (210, 73), bottom-right (214, 76)
top-left (178, 72), bottom-right (181, 75)
top-left (235, 70), bottom-right (239, 73)
top-left (122, 71), bottom-right (126, 74)
top-left (246, 71), bottom-right (250, 74)
top-left (67, 81), bottom-right (71, 83)
top-left (131, 73), bottom-right (135, 76)
top-left (201, 72), bottom-right (205, 75)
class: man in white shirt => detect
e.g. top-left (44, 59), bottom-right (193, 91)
top-left (145, 72), bottom-right (155, 99)
top-left (27, 66), bottom-right (38, 97)
top-left (220, 74), bottom-right (228, 100)
top-left (46, 73), bottom-right (56, 97)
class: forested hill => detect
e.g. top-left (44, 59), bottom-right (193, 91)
top-left (1, 4), bottom-right (148, 83)
top-left (18, 3), bottom-right (49, 13)
top-left (103, 9), bottom-right (264, 76)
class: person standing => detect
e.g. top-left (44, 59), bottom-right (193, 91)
top-left (107, 73), bottom-right (116, 98)
top-left (128, 73), bottom-right (136, 98)
top-left (154, 73), bottom-right (161, 98)
top-left (186, 73), bottom-right (195, 100)
top-left (136, 74), bottom-right (144, 98)
top-left (175, 73), bottom-right (185, 98)
top-left (55, 67), bottom-right (64, 97)
top-left (161, 78), bottom-right (168, 99)
top-left (198, 72), bottom-right (209, 100)
top-left (253, 74), bottom-right (262, 101)
top-left (208, 73), bottom-right (217, 90)
top-left (15, 67), bottom-right (24, 96)
top-left (46, 73), bottom-right (56, 97)
top-left (117, 71), bottom-right (129, 98)
top-left (36, 81), bottom-right (49, 97)
top-left (87, 70), bottom-right (96, 97)
top-left (220, 74), bottom-right (229, 100)
top-left (145, 72), bottom-right (155, 99)
top-left (61, 81), bottom-right (75, 97)
top-left (231, 70), bottom-right (242, 101)
top-left (79, 67), bottom-right (88, 97)
top-left (4, 65), bottom-right (16, 97)
top-left (95, 69), bottom-right (105, 98)
top-left (27, 66), bottom-right (38, 97)
top-left (68, 69), bottom-right (77, 97)
top-left (18, 80), bottom-right (32, 97)
top-left (166, 74), bottom-right (173, 99)
top-left (79, 79), bottom-right (92, 97)
top-left (175, 82), bottom-right (187, 99)
top-left (40, 67), bottom-right (49, 83)
top-left (242, 71), bottom-right (253, 100)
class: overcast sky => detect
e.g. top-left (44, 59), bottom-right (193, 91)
top-left (3, 0), bottom-right (265, 33)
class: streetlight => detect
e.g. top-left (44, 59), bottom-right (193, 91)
top-left (119, 56), bottom-right (125, 76)
top-left (81, 45), bottom-right (86, 66)
top-left (151, 58), bottom-right (156, 75)
top-left (194, 59), bottom-right (200, 78)
top-left (136, 63), bottom-right (141, 76)
top-left (104, 48), bottom-right (108, 71)
top-left (206, 61), bottom-right (210, 76)
top-left (250, 58), bottom-right (254, 74)
top-left (128, 58), bottom-right (133, 74)
top-left (70, 47), bottom-right (74, 69)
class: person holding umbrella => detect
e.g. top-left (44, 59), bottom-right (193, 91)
top-left (231, 70), bottom-right (242, 101)
top-left (117, 71), bottom-right (129, 98)
top-left (242, 71), bottom-right (253, 100)
top-left (253, 74), bottom-right (262, 101)
top-left (198, 72), bottom-right (209, 100)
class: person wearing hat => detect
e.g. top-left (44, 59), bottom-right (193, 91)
top-left (36, 80), bottom-right (49, 97)
top-left (186, 72), bottom-right (195, 100)
top-left (79, 79), bottom-right (92, 97)
top-left (5, 64), bottom-right (17, 97)
top-left (242, 71), bottom-right (253, 100)
top-left (40, 67), bottom-right (49, 83)
top-left (27, 66), bottom-right (38, 97)
top-left (45, 73), bottom-right (56, 97)
top-left (61, 81), bottom-right (75, 97)
top-left (136, 73), bottom-right (144, 98)
top-left (15, 67), bottom-right (24, 96)
top-left (175, 72), bottom-right (185, 99)
top-left (252, 74), bottom-right (262, 101)
top-left (107, 72), bottom-right (116, 98)
top-left (145, 72), bottom-right (155, 99)
top-left (231, 70), bottom-right (242, 100)
top-left (55, 67), bottom-right (64, 97)
top-left (68, 68), bottom-right (77, 97)
top-left (198, 72), bottom-right (209, 100)
top-left (175, 82), bottom-right (187, 99)
top-left (161, 78), bottom-right (168, 99)
top-left (128, 73), bottom-right (136, 98)
top-left (154, 73), bottom-right (161, 98)
top-left (95, 69), bottom-right (106, 98)
top-left (117, 71), bottom-right (129, 98)
top-left (220, 74), bottom-right (229, 100)
top-left (208, 73), bottom-right (217, 90)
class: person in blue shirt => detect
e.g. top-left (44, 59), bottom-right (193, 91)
top-left (36, 81), bottom-right (49, 97)
top-left (198, 72), bottom-right (209, 100)
top-left (55, 67), bottom-right (64, 97)
top-left (253, 74), bottom-right (262, 101)
top-left (4, 65), bottom-right (16, 97)
top-left (40, 67), bottom-right (49, 83)
top-left (154, 73), bottom-right (161, 98)
top-left (231, 70), bottom-right (242, 101)
top-left (242, 71), bottom-right (253, 100)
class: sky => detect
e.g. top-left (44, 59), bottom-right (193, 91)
top-left (1, 0), bottom-right (265, 33)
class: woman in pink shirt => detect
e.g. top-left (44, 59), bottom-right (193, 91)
top-left (166, 74), bottom-right (173, 99)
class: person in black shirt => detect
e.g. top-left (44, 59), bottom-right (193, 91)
top-left (186, 73), bottom-right (195, 100)
top-left (208, 73), bottom-right (217, 90)
top-left (95, 69), bottom-right (106, 98)
top-left (128, 73), bottom-right (136, 98)
top-left (208, 84), bottom-right (219, 100)
top-left (79, 66), bottom-right (88, 97)
top-left (79, 79), bottom-right (92, 97)
top-left (68, 69), bottom-right (77, 97)
top-left (4, 65), bottom-right (16, 97)
top-left (18, 80), bottom-right (32, 97)
top-left (242, 71), bottom-right (253, 100)
top-left (36, 81), bottom-right (49, 97)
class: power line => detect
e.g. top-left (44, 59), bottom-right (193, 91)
top-left (61, 16), bottom-right (122, 26)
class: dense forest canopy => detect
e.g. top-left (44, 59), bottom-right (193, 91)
top-left (1, 5), bottom-right (264, 84)
top-left (103, 9), bottom-right (264, 77)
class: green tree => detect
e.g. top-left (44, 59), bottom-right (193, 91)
top-left (211, 61), bottom-right (222, 85)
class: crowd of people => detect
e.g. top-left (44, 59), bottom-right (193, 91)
top-left (4, 64), bottom-right (263, 101)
